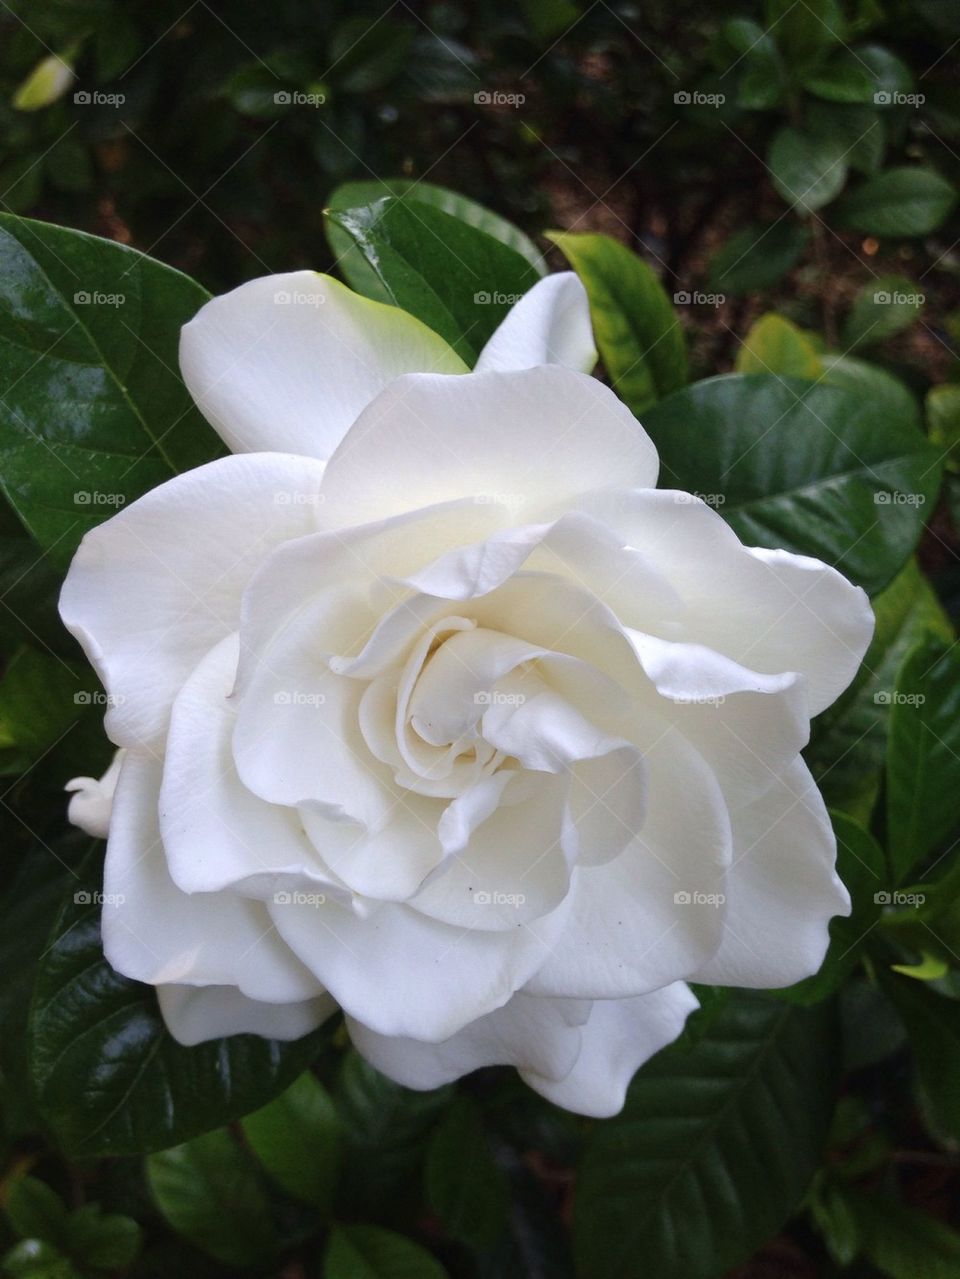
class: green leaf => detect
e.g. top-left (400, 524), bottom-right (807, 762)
top-left (12, 54), bottom-right (74, 112)
top-left (0, 214), bottom-right (222, 565)
top-left (720, 20), bottom-right (783, 110)
top-left (820, 354), bottom-right (920, 428)
top-left (0, 647), bottom-right (83, 765)
top-left (735, 314), bottom-right (823, 378)
top-left (706, 221), bottom-right (810, 294)
top-left (546, 230), bottom-right (687, 415)
top-left (859, 44), bottom-right (915, 100)
top-left (843, 275), bottom-right (925, 349)
top-left (808, 559), bottom-right (951, 815)
top-left (424, 1097), bottom-right (508, 1249)
top-left (241, 1070), bottom-right (341, 1212)
top-left (776, 814), bottom-right (885, 1002)
top-left (886, 633), bottom-right (960, 883)
top-left (768, 126), bottom-right (848, 211)
top-left (802, 49), bottom-right (876, 102)
top-left (807, 101), bottom-right (885, 174)
top-left (881, 975), bottom-right (960, 1143)
top-left (324, 197), bottom-right (539, 364)
top-left (844, 1188), bottom-right (960, 1278)
top-left (832, 168), bottom-right (957, 236)
top-left (63, 1204), bottom-right (141, 1270)
top-left (928, 383), bottom-right (960, 473)
top-left (325, 1224), bottom-right (448, 1279)
top-left (4, 1178), bottom-right (68, 1245)
top-left (147, 1129), bottom-right (277, 1268)
top-left (28, 892), bottom-right (328, 1156)
top-left (1, 1240), bottom-right (80, 1279)
top-left (643, 374), bottom-right (941, 596)
top-left (325, 179), bottom-right (545, 304)
top-left (765, 0), bottom-right (845, 64)
top-left (574, 995), bottom-right (838, 1279)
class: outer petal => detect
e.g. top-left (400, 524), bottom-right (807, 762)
top-left (474, 273), bottom-right (596, 374)
top-left (581, 490), bottom-right (874, 716)
top-left (103, 753), bottom-right (324, 1003)
top-left (346, 991), bottom-right (589, 1091)
top-left (319, 366), bottom-right (659, 527)
top-left (692, 756), bottom-right (850, 988)
top-left (524, 983), bottom-right (699, 1117)
top-left (180, 271), bottom-right (467, 458)
top-left (59, 453), bottom-right (326, 749)
top-left (157, 984), bottom-right (336, 1046)
top-left (269, 893), bottom-right (570, 1042)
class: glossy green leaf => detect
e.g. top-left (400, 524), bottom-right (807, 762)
top-left (326, 179), bottom-right (545, 304)
top-left (832, 168), bottom-right (957, 236)
top-left (881, 974), bottom-right (960, 1142)
top-left (765, 0), bottom-right (844, 64)
top-left (63, 1204), bottom-right (141, 1270)
top-left (147, 1129), bottom-right (276, 1268)
top-left (0, 647), bottom-right (83, 765)
top-left (643, 374), bottom-right (941, 596)
top-left (574, 995), bottom-right (838, 1279)
top-left (928, 383), bottom-right (960, 472)
top-left (807, 100), bottom-right (885, 174)
top-left (735, 314), bottom-right (822, 378)
top-left (706, 221), bottom-right (810, 294)
top-left (844, 1188), bottom-right (960, 1279)
top-left (241, 1070), bottom-right (341, 1211)
top-left (4, 1177), bottom-right (68, 1245)
top-left (424, 1097), bottom-right (508, 1249)
top-left (802, 49), bottom-right (875, 102)
top-left (843, 275), bottom-right (925, 349)
top-left (808, 559), bottom-right (951, 815)
top-left (768, 126), bottom-right (848, 211)
top-left (0, 214), bottom-right (222, 565)
top-left (28, 891), bottom-right (328, 1156)
top-left (325, 1224), bottom-right (448, 1279)
top-left (547, 230), bottom-right (686, 415)
top-left (886, 633), bottom-right (960, 883)
top-left (820, 354), bottom-right (920, 428)
top-left (1, 1240), bottom-right (80, 1279)
top-left (324, 197), bottom-right (539, 364)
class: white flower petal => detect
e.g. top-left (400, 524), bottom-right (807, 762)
top-left (103, 753), bottom-right (324, 1003)
top-left (581, 490), bottom-right (874, 714)
top-left (525, 727), bottom-right (730, 999)
top-left (319, 366), bottom-right (659, 527)
top-left (157, 983), bottom-right (336, 1046)
top-left (523, 983), bottom-right (699, 1117)
top-left (66, 748), bottom-right (125, 838)
top-left (346, 991), bottom-right (589, 1091)
top-left (59, 453), bottom-right (326, 749)
top-left (180, 271), bottom-right (466, 458)
top-left (692, 756), bottom-right (851, 988)
top-left (474, 273), bottom-right (596, 374)
top-left (269, 893), bottom-right (569, 1042)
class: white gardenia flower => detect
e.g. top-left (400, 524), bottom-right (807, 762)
top-left (61, 271), bottom-right (874, 1117)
